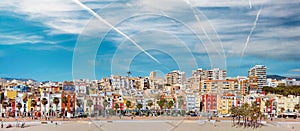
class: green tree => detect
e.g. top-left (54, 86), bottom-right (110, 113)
top-left (229, 106), bottom-right (238, 126)
top-left (114, 103), bottom-right (119, 115)
top-left (86, 99), bottom-right (93, 116)
top-left (61, 96), bottom-right (68, 118)
top-left (280, 107), bottom-right (285, 118)
top-left (147, 100), bottom-right (153, 110)
top-left (16, 103), bottom-right (22, 117)
top-left (158, 98), bottom-right (166, 111)
top-left (2, 102), bottom-right (8, 118)
top-left (241, 103), bottom-right (250, 128)
top-left (265, 100), bottom-right (271, 114)
top-left (102, 99), bottom-right (109, 116)
top-left (168, 100), bottom-right (174, 109)
top-left (126, 100), bottom-right (131, 113)
top-left (31, 100), bottom-right (37, 118)
top-left (41, 98), bottom-right (48, 118)
top-left (137, 103), bottom-right (143, 116)
top-left (250, 102), bottom-right (260, 128)
top-left (294, 104), bottom-right (300, 118)
top-left (53, 97), bottom-right (59, 115)
top-left (76, 99), bottom-right (82, 108)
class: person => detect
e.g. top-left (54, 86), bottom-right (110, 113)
top-left (16, 119), bottom-right (19, 127)
top-left (21, 121), bottom-right (25, 128)
top-left (1, 120), bottom-right (3, 128)
top-left (6, 124), bottom-right (12, 128)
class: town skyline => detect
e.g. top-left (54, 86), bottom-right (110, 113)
top-left (1, 0), bottom-right (300, 81)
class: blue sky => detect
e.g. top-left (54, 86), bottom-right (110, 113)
top-left (0, 0), bottom-right (300, 81)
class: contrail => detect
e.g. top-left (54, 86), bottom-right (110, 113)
top-left (72, 0), bottom-right (161, 64)
top-left (240, 8), bottom-right (262, 64)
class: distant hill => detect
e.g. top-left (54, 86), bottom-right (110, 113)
top-left (267, 75), bottom-right (300, 81)
top-left (0, 77), bottom-right (36, 82)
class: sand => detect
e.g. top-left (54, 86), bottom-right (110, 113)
top-left (0, 120), bottom-right (299, 131)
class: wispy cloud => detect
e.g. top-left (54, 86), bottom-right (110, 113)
top-left (0, 33), bottom-right (55, 45)
top-left (0, 0), bottom-right (300, 77)
top-left (289, 69), bottom-right (300, 73)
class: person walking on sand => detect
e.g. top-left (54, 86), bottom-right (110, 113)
top-left (16, 119), bottom-right (19, 127)
top-left (1, 120), bottom-right (3, 128)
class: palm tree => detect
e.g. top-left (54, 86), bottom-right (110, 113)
top-left (16, 103), bottom-right (22, 117)
top-left (147, 100), bottom-right (153, 110)
top-left (126, 100), bottom-right (131, 114)
top-left (167, 100), bottom-right (174, 115)
top-left (102, 100), bottom-right (108, 116)
top-left (230, 106), bottom-right (238, 126)
top-left (2, 102), bottom-right (8, 118)
top-left (61, 96), bottom-right (68, 118)
top-left (280, 107), bottom-right (285, 118)
top-left (158, 98), bottom-right (166, 114)
top-left (168, 100), bottom-right (174, 109)
top-left (241, 103), bottom-right (250, 128)
top-left (137, 103), bottom-right (142, 116)
top-left (31, 100), bottom-right (37, 118)
top-left (265, 100), bottom-right (271, 115)
top-left (86, 99), bottom-right (93, 117)
top-left (127, 71), bottom-right (132, 77)
top-left (250, 102), bottom-right (260, 128)
top-left (41, 98), bottom-right (48, 118)
top-left (114, 103), bottom-right (119, 116)
top-left (294, 104), bottom-right (300, 118)
top-left (76, 99), bottom-right (81, 108)
top-left (53, 97), bottom-right (59, 116)
top-left (76, 99), bottom-right (82, 114)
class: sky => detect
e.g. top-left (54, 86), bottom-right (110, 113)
top-left (0, 0), bottom-right (300, 81)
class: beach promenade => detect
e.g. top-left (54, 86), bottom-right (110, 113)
top-left (0, 116), bottom-right (299, 131)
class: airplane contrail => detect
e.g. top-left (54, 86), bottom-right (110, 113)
top-left (72, 0), bottom-right (161, 64)
top-left (240, 8), bottom-right (262, 63)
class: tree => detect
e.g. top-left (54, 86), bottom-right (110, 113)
top-left (102, 100), bottom-right (109, 116)
top-left (178, 98), bottom-right (184, 110)
top-left (16, 103), bottom-right (22, 117)
top-left (158, 98), bottom-right (166, 112)
top-left (76, 99), bottom-right (82, 116)
top-left (2, 102), bottom-right (8, 118)
top-left (127, 71), bottom-right (132, 77)
top-left (240, 103), bottom-right (250, 128)
top-left (114, 103), bottom-right (119, 115)
top-left (31, 100), bottom-right (37, 118)
top-left (147, 100), bottom-right (153, 110)
top-left (76, 99), bottom-right (82, 108)
top-left (280, 107), bottom-right (285, 118)
top-left (126, 100), bottom-right (131, 113)
top-left (86, 99), bottom-right (93, 117)
top-left (168, 100), bottom-right (174, 110)
top-left (265, 100), bottom-right (271, 114)
top-left (61, 97), bottom-right (68, 118)
top-left (41, 98), bottom-right (48, 118)
top-left (250, 102), bottom-right (260, 128)
top-left (137, 103), bottom-right (143, 116)
top-left (53, 97), bottom-right (59, 115)
top-left (230, 106), bottom-right (238, 126)
top-left (294, 104), bottom-right (300, 118)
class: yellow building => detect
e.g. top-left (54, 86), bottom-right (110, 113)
top-left (277, 95), bottom-right (300, 114)
top-left (218, 94), bottom-right (235, 115)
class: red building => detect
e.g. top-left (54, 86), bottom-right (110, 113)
top-left (202, 93), bottom-right (218, 113)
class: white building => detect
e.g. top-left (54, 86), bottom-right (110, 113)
top-left (248, 65), bottom-right (267, 92)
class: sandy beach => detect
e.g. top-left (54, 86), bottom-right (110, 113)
top-left (0, 118), bottom-right (299, 131)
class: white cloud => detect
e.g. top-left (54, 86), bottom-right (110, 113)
top-left (0, 33), bottom-right (54, 45)
top-left (289, 69), bottom-right (300, 73)
top-left (0, 0), bottom-right (299, 62)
